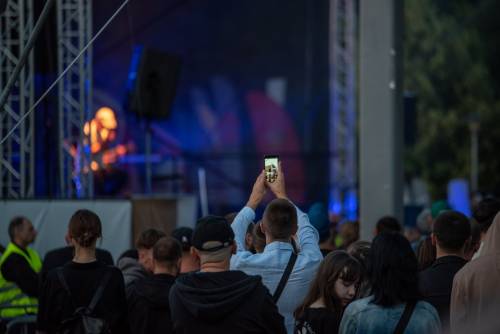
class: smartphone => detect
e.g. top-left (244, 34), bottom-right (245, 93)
top-left (264, 155), bottom-right (279, 183)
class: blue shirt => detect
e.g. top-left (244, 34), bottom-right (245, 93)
top-left (230, 205), bottom-right (323, 333)
top-left (339, 296), bottom-right (441, 334)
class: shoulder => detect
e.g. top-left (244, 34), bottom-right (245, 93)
top-left (415, 300), bottom-right (440, 319)
top-left (343, 297), bottom-right (374, 317)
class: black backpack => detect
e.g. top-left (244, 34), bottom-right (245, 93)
top-left (56, 267), bottom-right (113, 334)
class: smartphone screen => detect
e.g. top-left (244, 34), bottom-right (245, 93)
top-left (264, 155), bottom-right (279, 183)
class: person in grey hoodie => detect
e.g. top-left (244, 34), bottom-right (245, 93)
top-left (117, 229), bottom-right (165, 289)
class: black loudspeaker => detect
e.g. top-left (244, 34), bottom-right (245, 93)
top-left (129, 49), bottom-right (181, 120)
top-left (0, 0), bottom-right (7, 14)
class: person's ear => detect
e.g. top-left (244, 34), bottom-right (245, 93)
top-left (190, 246), bottom-right (200, 259)
top-left (260, 222), bottom-right (267, 234)
top-left (431, 233), bottom-right (437, 247)
top-left (176, 258), bottom-right (182, 272)
top-left (231, 242), bottom-right (237, 255)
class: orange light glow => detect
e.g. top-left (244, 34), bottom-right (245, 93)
top-left (91, 161), bottom-right (99, 171)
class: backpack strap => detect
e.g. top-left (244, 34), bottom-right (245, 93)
top-left (56, 266), bottom-right (113, 313)
top-left (272, 250), bottom-right (297, 303)
top-left (87, 269), bottom-right (113, 313)
top-left (56, 268), bottom-right (76, 308)
top-left (393, 301), bottom-right (417, 334)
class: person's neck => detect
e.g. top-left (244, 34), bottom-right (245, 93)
top-left (12, 239), bottom-right (27, 249)
top-left (153, 266), bottom-right (178, 276)
top-left (200, 260), bottom-right (229, 273)
top-left (73, 246), bottom-right (97, 263)
top-left (180, 254), bottom-right (199, 273)
top-left (265, 235), bottom-right (291, 245)
top-left (436, 247), bottom-right (464, 260)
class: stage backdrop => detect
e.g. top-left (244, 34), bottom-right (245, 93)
top-left (0, 200), bottom-right (132, 261)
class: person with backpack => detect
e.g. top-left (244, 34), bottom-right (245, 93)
top-left (294, 251), bottom-right (361, 334)
top-left (36, 209), bottom-right (130, 334)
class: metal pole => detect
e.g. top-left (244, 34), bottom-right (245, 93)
top-left (359, 0), bottom-right (404, 239)
top-left (0, 0), bottom-right (56, 112)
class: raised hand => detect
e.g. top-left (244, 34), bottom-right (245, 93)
top-left (266, 162), bottom-right (287, 200)
top-left (246, 170), bottom-right (267, 210)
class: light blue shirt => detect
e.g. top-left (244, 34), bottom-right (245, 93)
top-left (339, 296), bottom-right (441, 334)
top-left (230, 204), bottom-right (323, 333)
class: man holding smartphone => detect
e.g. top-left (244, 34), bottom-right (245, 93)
top-left (230, 163), bottom-right (323, 333)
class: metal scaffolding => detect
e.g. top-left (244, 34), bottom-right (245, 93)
top-left (0, 0), bottom-right (35, 198)
top-left (329, 0), bottom-right (357, 217)
top-left (57, 0), bottom-right (93, 198)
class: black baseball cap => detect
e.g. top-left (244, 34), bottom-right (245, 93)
top-left (192, 215), bottom-right (234, 252)
top-left (171, 227), bottom-right (193, 251)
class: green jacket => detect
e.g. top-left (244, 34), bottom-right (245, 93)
top-left (0, 242), bottom-right (42, 318)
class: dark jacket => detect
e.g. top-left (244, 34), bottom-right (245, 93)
top-left (127, 273), bottom-right (176, 334)
top-left (419, 255), bottom-right (467, 328)
top-left (36, 261), bottom-right (130, 334)
top-left (169, 270), bottom-right (286, 334)
top-left (41, 246), bottom-right (114, 283)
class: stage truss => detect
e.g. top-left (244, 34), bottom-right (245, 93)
top-left (0, 0), bottom-right (35, 198)
top-left (329, 0), bottom-right (357, 217)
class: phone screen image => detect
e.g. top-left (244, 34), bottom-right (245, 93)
top-left (264, 155), bottom-right (279, 183)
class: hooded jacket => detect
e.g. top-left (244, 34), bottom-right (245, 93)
top-left (450, 212), bottom-right (500, 334)
top-left (117, 256), bottom-right (147, 288)
top-left (169, 270), bottom-right (286, 334)
top-left (127, 274), bottom-right (176, 334)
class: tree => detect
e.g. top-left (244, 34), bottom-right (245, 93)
top-left (404, 0), bottom-right (500, 198)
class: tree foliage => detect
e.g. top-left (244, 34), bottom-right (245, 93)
top-left (404, 0), bottom-right (500, 198)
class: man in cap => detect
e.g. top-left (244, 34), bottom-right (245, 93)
top-left (169, 215), bottom-right (286, 334)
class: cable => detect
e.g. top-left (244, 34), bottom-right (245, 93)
top-left (0, 0), bottom-right (131, 146)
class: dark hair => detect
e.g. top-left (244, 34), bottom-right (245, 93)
top-left (376, 216), bottom-right (402, 235)
top-left (252, 221), bottom-right (266, 253)
top-left (417, 236), bottom-right (436, 271)
top-left (136, 229), bottom-right (166, 250)
top-left (153, 237), bottom-right (182, 265)
top-left (369, 232), bottom-right (420, 306)
top-left (224, 212), bottom-right (238, 224)
top-left (8, 216), bottom-right (28, 241)
top-left (118, 249), bottom-right (138, 261)
top-left (171, 227), bottom-right (193, 252)
top-left (433, 211), bottom-right (471, 252)
top-left (69, 210), bottom-right (102, 248)
top-left (339, 221), bottom-right (359, 249)
top-left (464, 219), bottom-right (482, 260)
top-left (347, 241), bottom-right (371, 271)
top-left (295, 251), bottom-right (361, 319)
top-left (473, 198), bottom-right (500, 234)
top-left (263, 199), bottom-right (297, 239)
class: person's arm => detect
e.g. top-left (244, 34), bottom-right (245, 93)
top-left (338, 303), bottom-right (358, 334)
top-left (450, 272), bottom-right (467, 334)
top-left (260, 289), bottom-right (287, 334)
top-left (1, 253), bottom-right (39, 297)
top-left (231, 171), bottom-right (266, 253)
top-left (36, 272), bottom-right (53, 334)
top-left (266, 163), bottom-right (321, 258)
top-left (112, 270), bottom-right (132, 334)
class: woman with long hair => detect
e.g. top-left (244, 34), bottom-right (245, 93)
top-left (37, 209), bottom-right (130, 334)
top-left (339, 232), bottom-right (440, 334)
top-left (294, 251), bottom-right (361, 334)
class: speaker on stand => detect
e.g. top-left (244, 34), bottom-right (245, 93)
top-left (127, 48), bottom-right (181, 193)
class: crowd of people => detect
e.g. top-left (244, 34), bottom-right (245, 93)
top-left (0, 164), bottom-right (499, 334)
